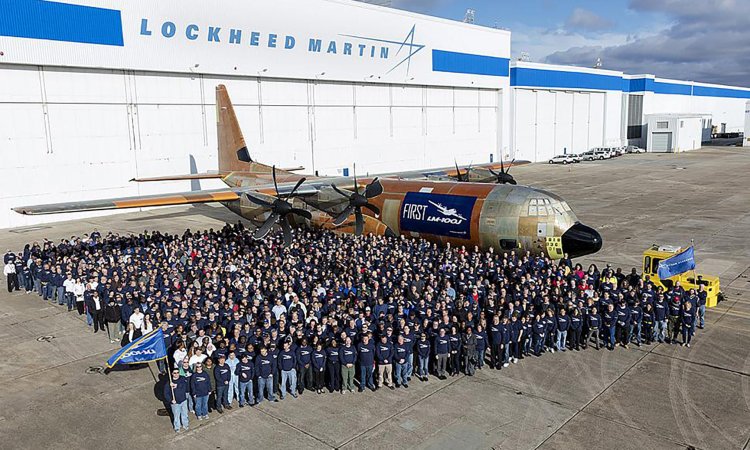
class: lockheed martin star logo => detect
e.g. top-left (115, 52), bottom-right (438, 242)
top-left (340, 25), bottom-right (425, 76)
top-left (429, 201), bottom-right (467, 222)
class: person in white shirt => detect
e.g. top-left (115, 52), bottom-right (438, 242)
top-left (63, 274), bottom-right (76, 312)
top-left (3, 261), bottom-right (18, 293)
top-left (141, 315), bottom-right (154, 335)
top-left (173, 342), bottom-right (188, 368)
top-left (188, 347), bottom-right (207, 370)
top-left (73, 279), bottom-right (86, 316)
top-left (129, 309), bottom-right (145, 330)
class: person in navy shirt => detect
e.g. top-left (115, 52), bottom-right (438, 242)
top-left (213, 355), bottom-right (232, 413)
top-left (235, 353), bottom-right (255, 407)
top-left (191, 362), bottom-right (212, 419)
top-left (416, 333), bottom-right (431, 381)
top-left (164, 369), bottom-right (190, 433)
top-left (326, 339), bottom-right (341, 393)
top-left (254, 346), bottom-right (276, 403)
top-left (279, 340), bottom-right (298, 400)
top-left (681, 302), bottom-right (695, 347)
top-left (357, 334), bottom-right (376, 392)
top-left (339, 337), bottom-right (358, 394)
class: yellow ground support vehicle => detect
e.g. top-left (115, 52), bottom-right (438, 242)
top-left (642, 245), bottom-right (721, 307)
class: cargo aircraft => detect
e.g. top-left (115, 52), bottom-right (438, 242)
top-left (13, 85), bottom-right (602, 258)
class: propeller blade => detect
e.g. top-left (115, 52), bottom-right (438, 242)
top-left (507, 158), bottom-right (516, 174)
top-left (331, 184), bottom-right (349, 198)
top-left (280, 219), bottom-right (292, 247)
top-left (253, 213), bottom-right (279, 240)
top-left (364, 178), bottom-right (383, 198)
top-left (246, 193), bottom-right (274, 208)
top-left (353, 164), bottom-right (359, 195)
top-left (354, 210), bottom-right (364, 236)
top-left (500, 154), bottom-right (505, 174)
top-left (489, 168), bottom-right (499, 177)
top-left (286, 177), bottom-right (307, 198)
top-left (272, 165), bottom-right (280, 197)
top-left (333, 205), bottom-right (355, 226)
top-left (454, 160), bottom-right (462, 181)
top-left (291, 208), bottom-right (312, 220)
top-left (363, 203), bottom-right (381, 217)
top-left (508, 178), bottom-right (518, 185)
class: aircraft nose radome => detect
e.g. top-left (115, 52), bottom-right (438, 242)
top-left (561, 222), bottom-right (603, 258)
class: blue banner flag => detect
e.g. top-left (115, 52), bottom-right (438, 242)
top-left (106, 328), bottom-right (167, 368)
top-left (657, 246), bottom-right (696, 279)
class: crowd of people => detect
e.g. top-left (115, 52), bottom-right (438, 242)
top-left (2, 223), bottom-right (708, 433)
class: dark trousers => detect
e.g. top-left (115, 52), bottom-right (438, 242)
top-left (616, 324), bottom-right (629, 345)
top-left (449, 351), bottom-right (460, 375)
top-left (76, 301), bottom-right (85, 315)
top-left (298, 365), bottom-right (313, 393)
top-left (668, 316), bottom-right (681, 342)
top-left (359, 364), bottom-right (374, 391)
top-left (313, 368), bottom-right (325, 390)
top-left (6, 273), bottom-right (19, 292)
top-left (327, 364), bottom-right (341, 392)
top-left (570, 328), bottom-right (582, 349)
top-left (462, 351), bottom-right (475, 375)
top-left (490, 343), bottom-right (502, 368)
top-left (511, 341), bottom-right (520, 359)
top-left (92, 309), bottom-right (105, 332)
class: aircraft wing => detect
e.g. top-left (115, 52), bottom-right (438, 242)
top-left (12, 189), bottom-right (241, 215)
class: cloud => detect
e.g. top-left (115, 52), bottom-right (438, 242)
top-left (543, 0), bottom-right (750, 87)
top-left (565, 8), bottom-right (613, 31)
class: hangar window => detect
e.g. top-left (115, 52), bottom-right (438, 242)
top-left (657, 121), bottom-right (669, 129)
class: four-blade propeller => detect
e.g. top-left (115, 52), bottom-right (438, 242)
top-left (454, 160), bottom-right (473, 182)
top-left (489, 155), bottom-right (517, 185)
top-left (246, 165), bottom-right (312, 246)
top-left (330, 165), bottom-right (383, 236)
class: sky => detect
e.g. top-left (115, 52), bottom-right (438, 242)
top-left (388, 0), bottom-right (750, 87)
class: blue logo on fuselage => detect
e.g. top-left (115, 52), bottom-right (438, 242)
top-left (400, 192), bottom-right (476, 239)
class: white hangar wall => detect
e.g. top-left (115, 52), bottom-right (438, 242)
top-left (510, 62), bottom-right (624, 162)
top-left (0, 0), bottom-right (511, 229)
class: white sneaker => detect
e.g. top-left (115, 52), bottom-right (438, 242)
top-left (503, 362), bottom-right (509, 368)
top-left (512, 358), bottom-right (518, 364)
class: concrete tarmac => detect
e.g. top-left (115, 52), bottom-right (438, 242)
top-left (0, 147), bottom-right (748, 450)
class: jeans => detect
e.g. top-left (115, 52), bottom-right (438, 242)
top-left (476, 348), bottom-right (486, 367)
top-left (228, 376), bottom-right (238, 404)
top-left (654, 319), bottom-right (667, 342)
top-left (85, 308), bottom-right (93, 326)
top-left (405, 358), bottom-right (413, 378)
top-left (607, 326), bottom-right (616, 348)
top-left (502, 343), bottom-right (511, 362)
top-left (56, 286), bottom-right (65, 305)
top-left (41, 282), bottom-right (49, 299)
top-left (631, 322), bottom-right (642, 345)
top-left (682, 326), bottom-right (694, 344)
top-left (34, 279), bottom-right (41, 296)
top-left (65, 292), bottom-right (75, 311)
top-left (238, 381), bottom-right (254, 406)
top-left (16, 271), bottom-right (25, 291)
top-left (418, 355), bottom-right (429, 377)
top-left (359, 364), bottom-right (374, 391)
top-left (280, 369), bottom-right (297, 399)
top-left (556, 330), bottom-right (568, 351)
top-left (187, 394), bottom-right (194, 413)
top-left (394, 362), bottom-right (408, 386)
top-left (170, 400), bottom-right (189, 431)
top-left (341, 365), bottom-right (355, 391)
top-left (194, 395), bottom-right (208, 417)
top-left (216, 384), bottom-right (229, 409)
top-left (24, 274), bottom-right (33, 291)
top-left (533, 334), bottom-right (544, 355)
top-left (257, 376), bottom-right (275, 403)
top-left (697, 305), bottom-right (705, 328)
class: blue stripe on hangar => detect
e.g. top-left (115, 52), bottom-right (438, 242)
top-left (432, 50), bottom-right (510, 76)
top-left (510, 67), bottom-right (622, 91)
top-left (0, 0), bottom-right (123, 46)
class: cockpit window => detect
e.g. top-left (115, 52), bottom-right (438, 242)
top-left (529, 198), bottom-right (567, 216)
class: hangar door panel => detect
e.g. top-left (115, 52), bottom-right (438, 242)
top-left (652, 132), bottom-right (672, 152)
top-left (535, 91), bottom-right (555, 161)
top-left (554, 92), bottom-right (574, 156)
top-left (588, 92), bottom-right (605, 149)
top-left (572, 93), bottom-right (590, 153)
top-left (514, 89), bottom-right (536, 161)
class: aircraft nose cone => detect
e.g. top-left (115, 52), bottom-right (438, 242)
top-left (561, 222), bottom-right (602, 258)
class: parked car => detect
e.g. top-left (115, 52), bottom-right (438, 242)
top-left (610, 146), bottom-right (625, 157)
top-left (548, 154), bottom-right (578, 164)
top-left (581, 148), bottom-right (612, 161)
top-left (625, 145), bottom-right (646, 154)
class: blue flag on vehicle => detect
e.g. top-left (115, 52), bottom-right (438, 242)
top-left (106, 328), bottom-right (167, 368)
top-left (657, 246), bottom-right (696, 279)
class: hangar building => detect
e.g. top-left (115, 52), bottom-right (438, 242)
top-left (0, 0), bottom-right (749, 228)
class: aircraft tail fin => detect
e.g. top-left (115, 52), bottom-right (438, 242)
top-left (216, 84), bottom-right (277, 174)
